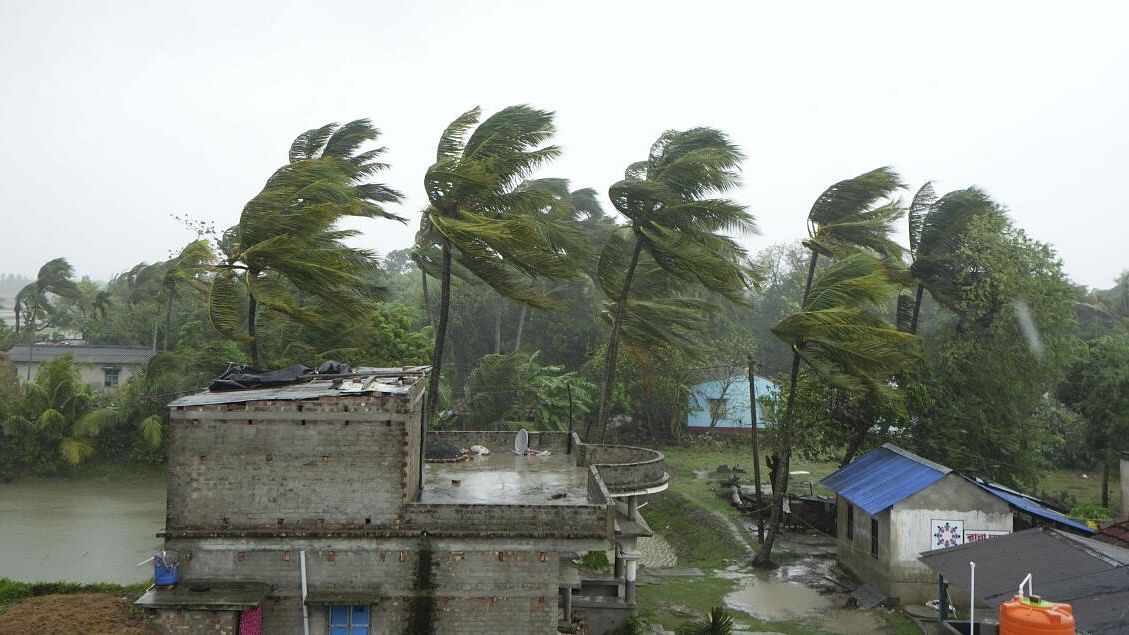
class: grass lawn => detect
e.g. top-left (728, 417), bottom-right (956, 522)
top-left (1041, 465), bottom-right (1120, 516)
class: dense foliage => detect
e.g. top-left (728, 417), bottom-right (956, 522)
top-left (1, 108), bottom-right (1125, 510)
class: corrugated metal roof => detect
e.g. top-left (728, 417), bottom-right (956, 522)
top-left (919, 528), bottom-right (1129, 634)
top-left (169, 366), bottom-right (428, 407)
top-left (821, 444), bottom-right (951, 515)
top-left (5, 344), bottom-right (153, 365)
top-left (1097, 519), bottom-right (1129, 549)
top-left (970, 479), bottom-right (1095, 534)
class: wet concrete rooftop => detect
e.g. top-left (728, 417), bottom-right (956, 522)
top-left (421, 452), bottom-right (590, 505)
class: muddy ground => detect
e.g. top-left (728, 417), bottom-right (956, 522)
top-left (0, 593), bottom-right (143, 635)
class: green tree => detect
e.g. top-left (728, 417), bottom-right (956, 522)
top-left (418, 105), bottom-right (586, 418)
top-left (753, 168), bottom-right (906, 566)
top-left (905, 214), bottom-right (1079, 488)
top-left (13, 258), bottom-right (80, 339)
top-left (755, 254), bottom-right (916, 565)
top-left (209, 119), bottom-right (402, 366)
top-left (0, 356), bottom-right (125, 468)
top-left (1057, 334), bottom-right (1129, 507)
top-left (593, 128), bottom-right (757, 440)
top-left (901, 184), bottom-right (1003, 333)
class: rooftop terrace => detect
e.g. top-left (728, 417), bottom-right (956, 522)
top-left (422, 452), bottom-right (589, 505)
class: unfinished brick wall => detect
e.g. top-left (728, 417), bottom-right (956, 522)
top-left (166, 395), bottom-right (420, 530)
top-left (142, 608), bottom-right (238, 635)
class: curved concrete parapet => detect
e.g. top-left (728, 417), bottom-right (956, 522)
top-left (578, 443), bottom-right (669, 496)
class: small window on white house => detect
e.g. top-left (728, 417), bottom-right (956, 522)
top-left (846, 504), bottom-right (854, 540)
top-left (103, 367), bottom-right (121, 387)
top-left (708, 398), bottom-right (727, 420)
top-left (329, 604), bottom-right (369, 635)
top-left (870, 517), bottom-right (879, 557)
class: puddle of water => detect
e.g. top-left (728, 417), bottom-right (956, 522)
top-left (724, 576), bottom-right (833, 621)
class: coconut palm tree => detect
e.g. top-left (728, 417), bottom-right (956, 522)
top-left (593, 128), bottom-right (757, 441)
top-left (753, 254), bottom-right (917, 565)
top-left (209, 119), bottom-right (402, 367)
top-left (418, 105), bottom-right (587, 418)
top-left (752, 168), bottom-right (906, 567)
top-left (900, 183), bottom-right (1003, 333)
top-left (14, 258), bottom-right (82, 379)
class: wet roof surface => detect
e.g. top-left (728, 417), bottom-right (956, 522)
top-left (919, 527), bottom-right (1129, 634)
top-left (420, 452), bottom-right (590, 506)
top-left (821, 444), bottom-right (950, 515)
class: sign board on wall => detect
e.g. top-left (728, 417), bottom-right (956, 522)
top-left (966, 529), bottom-right (1008, 543)
top-left (932, 519), bottom-right (964, 548)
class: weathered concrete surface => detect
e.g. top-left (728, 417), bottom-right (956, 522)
top-left (421, 453), bottom-right (589, 505)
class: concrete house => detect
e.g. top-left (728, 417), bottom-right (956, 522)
top-left (5, 343), bottom-right (153, 389)
top-left (822, 444), bottom-right (1092, 604)
top-left (135, 366), bottom-right (669, 635)
top-left (686, 374), bottom-right (778, 433)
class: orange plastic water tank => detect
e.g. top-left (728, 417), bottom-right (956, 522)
top-left (999, 595), bottom-right (1075, 635)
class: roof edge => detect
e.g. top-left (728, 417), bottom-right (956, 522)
top-left (881, 443), bottom-right (953, 474)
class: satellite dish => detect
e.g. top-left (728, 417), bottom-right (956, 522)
top-left (513, 428), bottom-right (529, 455)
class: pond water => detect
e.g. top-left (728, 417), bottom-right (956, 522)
top-left (0, 474), bottom-right (166, 584)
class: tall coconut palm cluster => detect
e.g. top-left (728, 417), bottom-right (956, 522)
top-left (5, 106), bottom-right (1025, 510)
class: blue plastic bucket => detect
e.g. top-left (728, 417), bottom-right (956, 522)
top-left (154, 552), bottom-right (180, 586)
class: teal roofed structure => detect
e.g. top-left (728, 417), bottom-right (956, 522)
top-left (686, 374), bottom-right (778, 432)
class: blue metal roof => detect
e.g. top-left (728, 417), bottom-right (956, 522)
top-left (969, 479), bottom-right (1095, 534)
top-left (821, 444), bottom-right (951, 515)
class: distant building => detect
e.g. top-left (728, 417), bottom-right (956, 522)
top-left (686, 374), bottom-right (778, 433)
top-left (5, 343), bottom-right (153, 389)
top-left (135, 366), bottom-right (670, 634)
top-left (822, 444), bottom-right (1092, 603)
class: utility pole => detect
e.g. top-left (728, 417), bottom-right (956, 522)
top-left (748, 357), bottom-right (765, 544)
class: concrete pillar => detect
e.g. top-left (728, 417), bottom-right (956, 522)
top-left (627, 495), bottom-right (638, 521)
top-left (1120, 451), bottom-right (1129, 521)
top-left (562, 587), bottom-right (572, 622)
top-left (614, 547), bottom-right (624, 580)
top-left (624, 557), bottom-right (638, 604)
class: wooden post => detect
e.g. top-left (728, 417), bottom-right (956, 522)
top-left (748, 357), bottom-right (765, 544)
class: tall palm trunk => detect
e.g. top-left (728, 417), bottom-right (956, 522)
top-left (26, 300), bottom-right (37, 380)
top-left (754, 249), bottom-right (818, 567)
top-left (248, 271), bottom-right (260, 368)
top-left (151, 308), bottom-right (159, 353)
top-left (164, 296), bottom-right (174, 352)
top-left (421, 269), bottom-right (435, 330)
top-left (513, 305), bottom-right (528, 352)
top-left (592, 236), bottom-right (644, 442)
top-left (909, 284), bottom-right (926, 334)
top-left (427, 240), bottom-right (453, 421)
top-left (494, 304), bottom-right (502, 354)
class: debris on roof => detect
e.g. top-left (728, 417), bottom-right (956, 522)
top-left (169, 366), bottom-right (429, 407)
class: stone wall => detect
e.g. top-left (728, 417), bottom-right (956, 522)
top-left (142, 608), bottom-right (238, 635)
top-left (162, 537), bottom-right (572, 635)
top-left (577, 444), bottom-right (667, 494)
top-left (166, 396), bottom-right (418, 530)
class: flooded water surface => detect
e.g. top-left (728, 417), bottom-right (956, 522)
top-left (0, 475), bottom-right (166, 584)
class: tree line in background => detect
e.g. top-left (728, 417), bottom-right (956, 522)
top-left (1, 106), bottom-right (1127, 553)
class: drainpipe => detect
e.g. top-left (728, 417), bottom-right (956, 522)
top-left (969, 561), bottom-right (976, 631)
top-left (624, 557), bottom-right (637, 604)
top-left (300, 550), bottom-right (309, 635)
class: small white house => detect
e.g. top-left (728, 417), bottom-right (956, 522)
top-left (822, 444), bottom-right (1092, 603)
top-left (5, 343), bottom-right (153, 390)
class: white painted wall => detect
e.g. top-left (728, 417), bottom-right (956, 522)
top-left (889, 506), bottom-right (1012, 563)
top-left (13, 361), bottom-right (138, 391)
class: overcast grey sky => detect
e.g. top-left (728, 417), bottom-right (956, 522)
top-left (1, 1), bottom-right (1126, 288)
